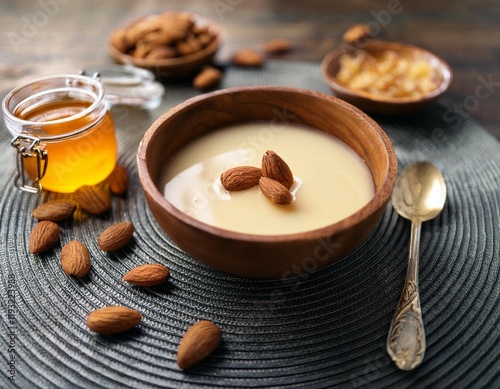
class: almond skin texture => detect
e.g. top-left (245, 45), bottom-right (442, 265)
top-left (60, 240), bottom-right (91, 278)
top-left (232, 49), bottom-right (265, 67)
top-left (108, 165), bottom-right (129, 196)
top-left (87, 306), bottom-right (142, 334)
top-left (98, 222), bottom-right (134, 252)
top-left (29, 221), bottom-right (60, 254)
top-left (177, 320), bottom-right (221, 370)
top-left (74, 185), bottom-right (111, 215)
top-left (262, 150), bottom-right (294, 189)
top-left (32, 200), bottom-right (77, 221)
top-left (220, 166), bottom-right (262, 191)
top-left (123, 264), bottom-right (170, 286)
top-left (259, 177), bottom-right (293, 205)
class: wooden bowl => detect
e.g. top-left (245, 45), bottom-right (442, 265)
top-left (321, 40), bottom-right (453, 115)
top-left (107, 14), bottom-right (220, 78)
top-left (137, 86), bottom-right (398, 278)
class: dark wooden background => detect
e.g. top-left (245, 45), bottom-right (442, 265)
top-left (1, 0), bottom-right (498, 139)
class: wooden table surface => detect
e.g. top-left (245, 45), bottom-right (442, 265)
top-left (1, 0), bottom-right (499, 139)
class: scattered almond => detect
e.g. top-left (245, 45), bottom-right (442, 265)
top-left (232, 49), bottom-right (265, 67)
top-left (343, 24), bottom-right (371, 44)
top-left (262, 150), bottom-right (294, 189)
top-left (193, 66), bottom-right (222, 90)
top-left (98, 222), bottom-right (134, 252)
top-left (29, 221), bottom-right (60, 254)
top-left (259, 177), bottom-right (293, 205)
top-left (74, 185), bottom-right (111, 215)
top-left (220, 166), bottom-right (262, 191)
top-left (87, 306), bottom-right (142, 334)
top-left (263, 38), bottom-right (292, 54)
top-left (108, 165), bottom-right (129, 196)
top-left (177, 320), bottom-right (221, 369)
top-left (60, 240), bottom-right (91, 278)
top-left (31, 200), bottom-right (77, 222)
top-left (123, 264), bottom-right (170, 287)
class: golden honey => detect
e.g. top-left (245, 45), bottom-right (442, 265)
top-left (16, 100), bottom-right (117, 193)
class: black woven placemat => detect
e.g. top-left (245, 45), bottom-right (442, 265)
top-left (1, 61), bottom-right (499, 389)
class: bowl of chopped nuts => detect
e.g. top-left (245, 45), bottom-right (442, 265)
top-left (321, 39), bottom-right (453, 115)
top-left (137, 86), bottom-right (398, 278)
top-left (107, 12), bottom-right (220, 77)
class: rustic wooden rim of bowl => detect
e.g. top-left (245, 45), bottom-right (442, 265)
top-left (321, 39), bottom-right (453, 105)
top-left (106, 14), bottom-right (220, 68)
top-left (137, 86), bottom-right (398, 243)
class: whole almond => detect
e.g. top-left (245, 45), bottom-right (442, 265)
top-left (143, 30), bottom-right (174, 46)
top-left (126, 18), bottom-right (164, 46)
top-left (108, 165), bottom-right (129, 196)
top-left (98, 222), bottom-right (134, 252)
top-left (160, 17), bottom-right (192, 42)
top-left (74, 185), bottom-right (111, 215)
top-left (220, 166), bottom-right (262, 191)
top-left (110, 28), bottom-right (131, 53)
top-left (176, 35), bottom-right (202, 56)
top-left (192, 24), bottom-right (208, 36)
top-left (60, 240), bottom-right (91, 278)
top-left (146, 46), bottom-right (177, 60)
top-left (193, 66), bottom-right (222, 91)
top-left (343, 24), bottom-right (371, 44)
top-left (262, 150), bottom-right (294, 189)
top-left (29, 221), bottom-right (60, 254)
top-left (123, 264), bottom-right (170, 287)
top-left (263, 38), bottom-right (292, 54)
top-left (133, 40), bottom-right (156, 58)
top-left (259, 177), bottom-right (293, 205)
top-left (177, 320), bottom-right (221, 369)
top-left (232, 49), bottom-right (265, 67)
top-left (87, 306), bottom-right (142, 334)
top-left (32, 200), bottom-right (77, 222)
top-left (197, 32), bottom-right (214, 47)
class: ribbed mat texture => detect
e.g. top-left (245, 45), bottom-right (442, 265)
top-left (1, 61), bottom-right (499, 388)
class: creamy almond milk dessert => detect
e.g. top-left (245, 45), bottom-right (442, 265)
top-left (159, 122), bottom-right (375, 235)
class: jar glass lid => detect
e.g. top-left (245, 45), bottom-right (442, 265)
top-left (81, 65), bottom-right (164, 109)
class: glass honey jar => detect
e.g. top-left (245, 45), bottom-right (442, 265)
top-left (3, 67), bottom-right (164, 193)
top-left (2, 73), bottom-right (117, 193)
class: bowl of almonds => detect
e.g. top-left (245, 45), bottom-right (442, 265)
top-left (107, 12), bottom-right (220, 77)
top-left (137, 86), bottom-right (397, 278)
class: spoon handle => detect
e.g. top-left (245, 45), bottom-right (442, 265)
top-left (387, 221), bottom-right (426, 371)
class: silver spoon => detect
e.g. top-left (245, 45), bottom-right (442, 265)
top-left (387, 161), bottom-right (447, 371)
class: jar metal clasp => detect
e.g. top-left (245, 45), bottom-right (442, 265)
top-left (10, 135), bottom-right (48, 194)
